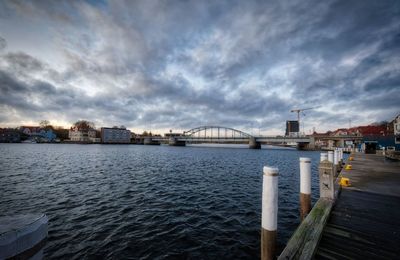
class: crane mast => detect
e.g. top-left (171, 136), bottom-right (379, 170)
top-left (290, 107), bottom-right (319, 136)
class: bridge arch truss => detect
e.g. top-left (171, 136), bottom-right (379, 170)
top-left (183, 126), bottom-right (254, 139)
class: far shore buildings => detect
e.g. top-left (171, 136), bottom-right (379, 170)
top-left (69, 125), bottom-right (100, 143)
top-left (0, 128), bottom-right (21, 143)
top-left (101, 127), bottom-right (131, 143)
top-left (19, 126), bottom-right (56, 142)
top-left (311, 118), bottom-right (400, 150)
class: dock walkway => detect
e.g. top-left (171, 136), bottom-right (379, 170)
top-left (315, 153), bottom-right (400, 259)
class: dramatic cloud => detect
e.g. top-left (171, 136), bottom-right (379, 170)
top-left (0, 37), bottom-right (6, 51)
top-left (0, 0), bottom-right (399, 134)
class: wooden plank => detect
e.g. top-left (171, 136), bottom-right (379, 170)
top-left (315, 246), bottom-right (353, 260)
top-left (278, 198), bottom-right (333, 260)
top-left (316, 231), bottom-right (398, 259)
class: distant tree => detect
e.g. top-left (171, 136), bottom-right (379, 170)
top-left (19, 132), bottom-right (30, 141)
top-left (74, 120), bottom-right (95, 130)
top-left (53, 127), bottom-right (69, 140)
top-left (39, 120), bottom-right (53, 130)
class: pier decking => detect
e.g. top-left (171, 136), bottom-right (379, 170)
top-left (278, 152), bottom-right (400, 260)
top-left (315, 153), bottom-right (400, 259)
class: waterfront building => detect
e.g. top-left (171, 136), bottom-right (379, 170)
top-left (69, 126), bottom-right (97, 142)
top-left (20, 126), bottom-right (41, 136)
top-left (285, 120), bottom-right (299, 137)
top-left (40, 129), bottom-right (57, 142)
top-left (0, 128), bottom-right (21, 143)
top-left (101, 127), bottom-right (131, 143)
top-left (19, 126), bottom-right (56, 142)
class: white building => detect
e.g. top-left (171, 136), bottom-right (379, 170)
top-left (69, 126), bottom-right (98, 142)
top-left (101, 127), bottom-right (131, 143)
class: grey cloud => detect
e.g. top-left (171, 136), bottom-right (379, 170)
top-left (364, 72), bottom-right (400, 92)
top-left (3, 52), bottom-right (44, 72)
top-left (0, 36), bottom-right (6, 51)
top-left (0, 0), bottom-right (399, 132)
top-left (0, 68), bottom-right (139, 126)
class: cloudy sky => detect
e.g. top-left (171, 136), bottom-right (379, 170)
top-left (0, 0), bottom-right (399, 134)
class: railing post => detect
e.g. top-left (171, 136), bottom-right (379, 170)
top-left (261, 166), bottom-right (279, 260)
top-left (319, 158), bottom-right (335, 200)
top-left (299, 158), bottom-right (311, 220)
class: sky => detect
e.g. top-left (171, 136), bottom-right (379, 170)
top-left (0, 0), bottom-right (399, 135)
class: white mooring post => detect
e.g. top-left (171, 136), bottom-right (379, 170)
top-left (329, 150), bottom-right (336, 175)
top-left (299, 157), bottom-right (312, 220)
top-left (328, 151), bottom-right (334, 163)
top-left (333, 149), bottom-right (339, 166)
top-left (261, 166), bottom-right (279, 260)
top-left (320, 152), bottom-right (328, 162)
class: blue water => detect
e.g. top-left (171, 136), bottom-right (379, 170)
top-left (0, 144), bottom-right (323, 259)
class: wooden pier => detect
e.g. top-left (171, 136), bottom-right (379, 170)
top-left (315, 153), bottom-right (400, 259)
top-left (278, 152), bottom-right (400, 259)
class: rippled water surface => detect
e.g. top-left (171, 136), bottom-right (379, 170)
top-left (0, 144), bottom-right (323, 259)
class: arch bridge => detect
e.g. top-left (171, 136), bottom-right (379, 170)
top-left (183, 126), bottom-right (253, 139)
top-left (148, 125), bottom-right (312, 149)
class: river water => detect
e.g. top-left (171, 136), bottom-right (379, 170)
top-left (0, 144), bottom-right (323, 259)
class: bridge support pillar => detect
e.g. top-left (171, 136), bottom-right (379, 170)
top-left (297, 142), bottom-right (309, 150)
top-left (249, 137), bottom-right (261, 149)
top-left (169, 137), bottom-right (186, 147)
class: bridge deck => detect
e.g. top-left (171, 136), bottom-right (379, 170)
top-left (152, 136), bottom-right (311, 143)
top-left (315, 153), bottom-right (400, 259)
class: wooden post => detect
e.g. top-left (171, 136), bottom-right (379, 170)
top-left (319, 160), bottom-right (335, 199)
top-left (299, 157), bottom-right (311, 220)
top-left (339, 149), bottom-right (344, 166)
top-left (261, 166), bottom-right (279, 260)
top-left (335, 149), bottom-right (340, 174)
